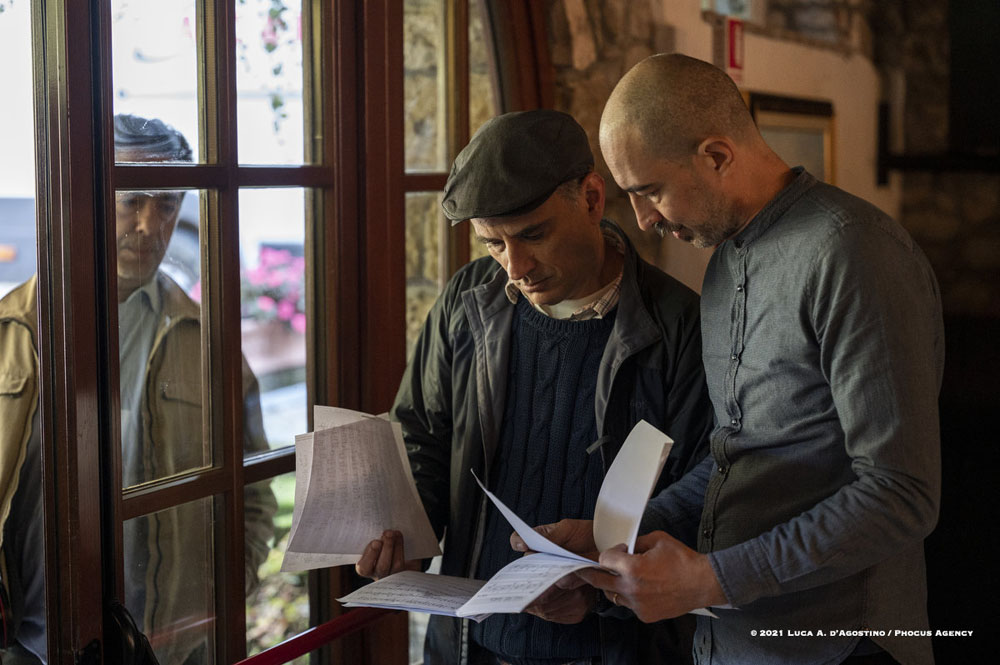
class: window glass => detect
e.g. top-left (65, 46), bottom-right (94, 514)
top-left (117, 187), bottom-right (208, 487)
top-left (236, 0), bottom-right (306, 164)
top-left (0, 0), bottom-right (37, 299)
top-left (123, 496), bottom-right (216, 664)
top-left (112, 0), bottom-right (201, 160)
top-left (247, 471), bottom-right (309, 662)
top-left (404, 0), bottom-right (447, 172)
top-left (405, 191), bottom-right (444, 358)
top-left (239, 188), bottom-right (308, 451)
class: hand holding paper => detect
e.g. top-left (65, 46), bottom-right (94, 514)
top-left (280, 406), bottom-right (441, 573)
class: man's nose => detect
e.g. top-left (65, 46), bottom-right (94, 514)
top-left (133, 201), bottom-right (164, 235)
top-left (629, 193), bottom-right (662, 232)
top-left (505, 242), bottom-right (535, 281)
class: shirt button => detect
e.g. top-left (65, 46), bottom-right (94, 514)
top-left (730, 353), bottom-right (737, 361)
top-left (730, 418), bottom-right (738, 426)
top-left (718, 465), bottom-right (728, 475)
top-left (702, 527), bottom-right (713, 538)
top-left (736, 284), bottom-right (744, 292)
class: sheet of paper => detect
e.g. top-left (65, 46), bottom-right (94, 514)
top-left (592, 419), bottom-right (672, 553)
top-left (314, 404), bottom-right (371, 430)
top-left (456, 553), bottom-right (596, 617)
top-left (471, 472), bottom-right (594, 565)
top-left (338, 570), bottom-right (490, 622)
top-left (281, 409), bottom-right (441, 572)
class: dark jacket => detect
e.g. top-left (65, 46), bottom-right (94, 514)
top-left (392, 221), bottom-right (714, 664)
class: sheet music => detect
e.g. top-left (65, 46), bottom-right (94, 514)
top-left (338, 570), bottom-right (490, 622)
top-left (456, 553), bottom-right (597, 616)
top-left (280, 407), bottom-right (441, 572)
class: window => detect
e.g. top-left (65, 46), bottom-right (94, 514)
top-left (403, 0), bottom-right (501, 356)
top-left (29, 0), bottom-right (407, 662)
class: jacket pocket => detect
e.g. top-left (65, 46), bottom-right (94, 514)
top-left (0, 371), bottom-right (29, 397)
top-left (159, 380), bottom-right (201, 406)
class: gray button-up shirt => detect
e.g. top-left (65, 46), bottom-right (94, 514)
top-left (643, 169), bottom-right (944, 665)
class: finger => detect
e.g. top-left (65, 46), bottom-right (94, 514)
top-left (391, 531), bottom-right (406, 573)
top-left (597, 544), bottom-right (631, 572)
top-left (575, 567), bottom-right (619, 591)
top-left (374, 535), bottom-right (397, 579)
top-left (355, 539), bottom-right (382, 578)
top-left (634, 530), bottom-right (671, 551)
top-left (510, 531), bottom-right (529, 553)
top-left (553, 571), bottom-right (587, 590)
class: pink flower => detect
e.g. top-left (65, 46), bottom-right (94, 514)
top-left (277, 299), bottom-right (296, 320)
top-left (291, 313), bottom-right (306, 334)
top-left (257, 295), bottom-right (276, 311)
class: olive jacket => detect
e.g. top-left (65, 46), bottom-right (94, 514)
top-left (0, 274), bottom-right (276, 665)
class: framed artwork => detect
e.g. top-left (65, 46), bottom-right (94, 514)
top-left (747, 93), bottom-right (834, 183)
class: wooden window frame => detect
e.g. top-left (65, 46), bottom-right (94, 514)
top-left (31, 0), bottom-right (404, 663)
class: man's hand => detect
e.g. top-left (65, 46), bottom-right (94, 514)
top-left (575, 530), bottom-right (728, 623)
top-left (524, 575), bottom-right (598, 624)
top-left (355, 530), bottom-right (422, 580)
top-left (510, 519), bottom-right (598, 560)
top-left (509, 520), bottom-right (600, 623)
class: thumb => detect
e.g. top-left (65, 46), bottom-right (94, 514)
top-left (597, 543), bottom-right (629, 571)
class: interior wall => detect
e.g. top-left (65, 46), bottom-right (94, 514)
top-left (543, 0), bottom-right (900, 294)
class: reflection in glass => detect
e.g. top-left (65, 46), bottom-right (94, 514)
top-left (123, 497), bottom-right (216, 665)
top-left (111, 0), bottom-right (201, 160)
top-left (468, 0), bottom-right (499, 138)
top-left (236, 0), bottom-right (306, 164)
top-left (247, 472), bottom-right (309, 662)
top-left (405, 192), bottom-right (444, 358)
top-left (404, 0), bottom-right (447, 172)
top-left (239, 189), bottom-right (307, 451)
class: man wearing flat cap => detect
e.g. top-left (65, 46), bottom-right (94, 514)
top-left (357, 110), bottom-right (713, 664)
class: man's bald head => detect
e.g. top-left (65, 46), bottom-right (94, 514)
top-left (601, 53), bottom-right (757, 161)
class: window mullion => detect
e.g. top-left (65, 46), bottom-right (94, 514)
top-left (444, 0), bottom-right (471, 278)
top-left (201, 0), bottom-right (246, 661)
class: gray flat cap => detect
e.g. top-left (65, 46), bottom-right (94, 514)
top-left (442, 109), bottom-right (594, 224)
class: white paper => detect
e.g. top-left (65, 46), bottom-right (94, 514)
top-left (280, 407), bottom-right (441, 572)
top-left (332, 421), bottom-right (719, 619)
top-left (337, 570), bottom-right (490, 622)
top-left (455, 553), bottom-right (596, 616)
top-left (472, 472), bottom-right (594, 565)
top-left (593, 420), bottom-right (673, 553)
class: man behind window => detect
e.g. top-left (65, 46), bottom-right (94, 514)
top-left (0, 114), bottom-right (276, 664)
top-left (355, 109), bottom-right (715, 665)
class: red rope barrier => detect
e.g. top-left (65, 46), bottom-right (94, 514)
top-left (236, 608), bottom-right (397, 665)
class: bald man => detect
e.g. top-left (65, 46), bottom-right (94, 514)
top-left (523, 54), bottom-right (944, 665)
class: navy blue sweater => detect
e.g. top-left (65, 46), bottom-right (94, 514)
top-left (472, 298), bottom-right (616, 664)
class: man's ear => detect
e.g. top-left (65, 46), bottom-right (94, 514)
top-left (697, 137), bottom-right (734, 174)
top-left (581, 171), bottom-right (606, 220)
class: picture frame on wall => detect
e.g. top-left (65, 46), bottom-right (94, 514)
top-left (746, 93), bottom-right (834, 184)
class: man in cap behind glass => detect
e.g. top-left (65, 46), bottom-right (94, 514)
top-left (0, 114), bottom-right (275, 665)
top-left (355, 109), bottom-right (714, 664)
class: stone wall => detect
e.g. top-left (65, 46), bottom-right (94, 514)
top-left (543, 0), bottom-right (677, 264)
top-left (871, 0), bottom-right (1000, 317)
top-left (544, 0), bottom-right (999, 316)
